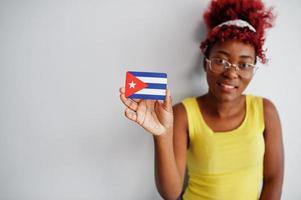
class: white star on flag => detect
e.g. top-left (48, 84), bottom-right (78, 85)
top-left (129, 81), bottom-right (136, 88)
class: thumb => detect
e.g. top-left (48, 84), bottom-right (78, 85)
top-left (163, 88), bottom-right (172, 112)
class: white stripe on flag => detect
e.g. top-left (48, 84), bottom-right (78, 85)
top-left (135, 88), bottom-right (166, 96)
top-left (137, 77), bottom-right (167, 84)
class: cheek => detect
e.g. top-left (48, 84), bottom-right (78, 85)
top-left (206, 71), bottom-right (215, 83)
top-left (239, 78), bottom-right (252, 90)
top-left (206, 72), bottom-right (219, 89)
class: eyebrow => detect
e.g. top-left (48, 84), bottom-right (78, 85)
top-left (215, 50), bottom-right (254, 60)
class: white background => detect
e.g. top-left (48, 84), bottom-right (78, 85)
top-left (1, 0), bottom-right (300, 199)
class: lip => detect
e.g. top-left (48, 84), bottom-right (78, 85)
top-left (217, 82), bottom-right (238, 93)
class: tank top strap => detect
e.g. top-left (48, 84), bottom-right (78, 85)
top-left (247, 95), bottom-right (265, 132)
top-left (182, 97), bottom-right (207, 142)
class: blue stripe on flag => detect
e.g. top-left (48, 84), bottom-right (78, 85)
top-left (129, 94), bottom-right (166, 100)
top-left (146, 83), bottom-right (167, 89)
top-left (128, 71), bottom-right (167, 78)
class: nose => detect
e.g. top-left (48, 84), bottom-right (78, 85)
top-left (223, 65), bottom-right (239, 79)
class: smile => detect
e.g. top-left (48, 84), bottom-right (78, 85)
top-left (217, 82), bottom-right (238, 92)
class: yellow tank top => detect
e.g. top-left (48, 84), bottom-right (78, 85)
top-left (182, 95), bottom-right (265, 200)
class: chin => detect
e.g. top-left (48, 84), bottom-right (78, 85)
top-left (211, 88), bottom-right (242, 102)
top-left (218, 94), bottom-right (239, 102)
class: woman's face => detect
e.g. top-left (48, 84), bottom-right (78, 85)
top-left (205, 39), bottom-right (256, 102)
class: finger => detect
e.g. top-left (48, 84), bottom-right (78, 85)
top-left (119, 87), bottom-right (125, 94)
top-left (132, 98), bottom-right (141, 103)
top-left (163, 88), bottom-right (172, 112)
top-left (120, 93), bottom-right (139, 111)
top-left (136, 104), bottom-right (146, 125)
top-left (124, 107), bottom-right (137, 122)
top-left (119, 87), bottom-right (141, 103)
top-left (145, 99), bottom-right (156, 110)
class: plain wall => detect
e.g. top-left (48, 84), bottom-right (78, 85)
top-left (1, 0), bottom-right (300, 199)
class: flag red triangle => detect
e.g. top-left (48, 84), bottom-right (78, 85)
top-left (125, 72), bottom-right (148, 97)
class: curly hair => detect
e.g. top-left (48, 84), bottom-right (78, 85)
top-left (200, 0), bottom-right (275, 63)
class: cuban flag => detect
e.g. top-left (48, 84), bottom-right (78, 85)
top-left (125, 71), bottom-right (167, 100)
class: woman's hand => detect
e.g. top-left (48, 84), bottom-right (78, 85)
top-left (119, 87), bottom-right (173, 136)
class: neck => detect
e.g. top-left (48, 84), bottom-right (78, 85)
top-left (204, 91), bottom-right (243, 118)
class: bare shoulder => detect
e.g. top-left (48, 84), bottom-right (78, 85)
top-left (172, 102), bottom-right (188, 131)
top-left (172, 102), bottom-right (189, 148)
top-left (262, 97), bottom-right (282, 136)
top-left (262, 98), bottom-right (280, 120)
top-left (173, 103), bottom-right (187, 119)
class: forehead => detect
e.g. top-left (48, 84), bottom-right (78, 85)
top-left (209, 39), bottom-right (255, 59)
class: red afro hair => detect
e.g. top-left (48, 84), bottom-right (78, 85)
top-left (200, 0), bottom-right (275, 64)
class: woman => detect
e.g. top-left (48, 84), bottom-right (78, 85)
top-left (119, 0), bottom-right (284, 199)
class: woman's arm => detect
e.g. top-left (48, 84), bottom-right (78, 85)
top-left (260, 98), bottom-right (284, 200)
top-left (119, 88), bottom-right (188, 200)
top-left (154, 103), bottom-right (188, 200)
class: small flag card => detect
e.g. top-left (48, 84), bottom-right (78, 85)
top-left (125, 71), bottom-right (167, 100)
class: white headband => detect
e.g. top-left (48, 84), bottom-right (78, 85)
top-left (215, 19), bottom-right (256, 32)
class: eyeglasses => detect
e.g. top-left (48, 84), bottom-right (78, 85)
top-left (205, 57), bottom-right (258, 78)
